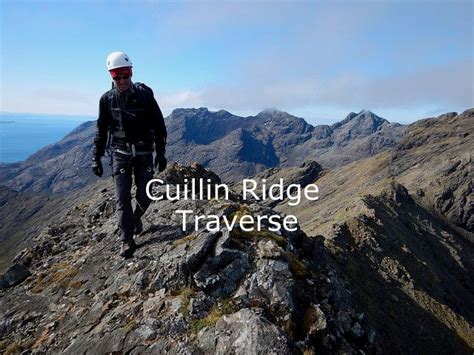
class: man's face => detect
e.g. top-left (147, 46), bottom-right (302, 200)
top-left (114, 74), bottom-right (132, 92)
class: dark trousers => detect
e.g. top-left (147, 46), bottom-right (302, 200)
top-left (112, 152), bottom-right (154, 242)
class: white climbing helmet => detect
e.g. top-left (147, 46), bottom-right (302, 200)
top-left (106, 51), bottom-right (133, 71)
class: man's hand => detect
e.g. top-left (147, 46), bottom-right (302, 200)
top-left (92, 158), bottom-right (103, 177)
top-left (154, 153), bottom-right (167, 173)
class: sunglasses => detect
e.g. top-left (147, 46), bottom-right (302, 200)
top-left (113, 75), bottom-right (130, 81)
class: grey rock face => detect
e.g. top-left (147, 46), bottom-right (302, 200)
top-left (247, 258), bottom-right (296, 318)
top-left (197, 308), bottom-right (295, 354)
top-left (390, 108), bottom-right (474, 231)
top-left (193, 246), bottom-right (250, 298)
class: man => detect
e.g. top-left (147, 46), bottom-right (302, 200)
top-left (92, 51), bottom-right (167, 258)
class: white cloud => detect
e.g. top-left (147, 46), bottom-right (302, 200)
top-left (350, 59), bottom-right (473, 108)
top-left (155, 1), bottom-right (473, 120)
top-left (158, 90), bottom-right (204, 115)
top-left (178, 57), bottom-right (472, 125)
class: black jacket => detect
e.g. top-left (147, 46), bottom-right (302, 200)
top-left (92, 82), bottom-right (167, 158)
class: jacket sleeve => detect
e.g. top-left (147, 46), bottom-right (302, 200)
top-left (146, 88), bottom-right (167, 155)
top-left (92, 95), bottom-right (111, 158)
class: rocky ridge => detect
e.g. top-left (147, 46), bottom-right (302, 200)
top-left (272, 109), bottom-right (474, 353)
top-left (0, 163), bottom-right (378, 354)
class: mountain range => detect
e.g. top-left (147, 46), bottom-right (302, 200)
top-left (0, 108), bottom-right (402, 194)
top-left (0, 107), bottom-right (472, 353)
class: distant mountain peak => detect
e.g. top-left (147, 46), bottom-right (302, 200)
top-left (359, 109), bottom-right (374, 115)
top-left (259, 108), bottom-right (285, 114)
top-left (256, 108), bottom-right (296, 119)
top-left (343, 112), bottom-right (358, 122)
top-left (215, 109), bottom-right (234, 119)
top-left (332, 109), bottom-right (388, 130)
top-left (345, 109), bottom-right (377, 121)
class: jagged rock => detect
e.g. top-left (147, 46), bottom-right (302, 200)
top-left (2, 263), bottom-right (30, 289)
top-left (142, 294), bottom-right (165, 318)
top-left (91, 232), bottom-right (106, 242)
top-left (184, 230), bottom-right (222, 272)
top-left (194, 229), bottom-right (250, 298)
top-left (188, 291), bottom-right (213, 319)
top-left (136, 324), bottom-right (157, 341)
top-left (197, 308), bottom-right (295, 354)
top-left (151, 229), bottom-right (221, 290)
top-left (335, 310), bottom-right (353, 333)
top-left (161, 161), bottom-right (222, 187)
top-left (194, 249), bottom-right (249, 297)
top-left (0, 275), bottom-right (8, 290)
top-left (381, 181), bottom-right (413, 205)
top-left (350, 322), bottom-right (364, 338)
top-left (13, 248), bottom-right (35, 267)
top-left (246, 257), bottom-right (297, 324)
top-left (257, 238), bottom-right (284, 259)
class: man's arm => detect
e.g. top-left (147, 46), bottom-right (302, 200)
top-left (148, 89), bottom-right (167, 155)
top-left (91, 95), bottom-right (111, 177)
top-left (142, 85), bottom-right (167, 172)
top-left (92, 95), bottom-right (112, 159)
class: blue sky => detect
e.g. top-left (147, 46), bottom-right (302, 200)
top-left (1, 0), bottom-right (472, 125)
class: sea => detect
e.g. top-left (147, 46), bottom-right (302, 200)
top-left (0, 112), bottom-right (94, 164)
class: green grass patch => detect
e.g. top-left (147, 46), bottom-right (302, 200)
top-left (231, 227), bottom-right (287, 248)
top-left (286, 251), bottom-right (309, 279)
top-left (172, 233), bottom-right (198, 246)
top-left (0, 340), bottom-right (8, 351)
top-left (4, 339), bottom-right (35, 355)
top-left (124, 319), bottom-right (137, 333)
top-left (190, 299), bottom-right (236, 334)
top-left (31, 262), bottom-right (78, 293)
top-left (228, 204), bottom-right (251, 223)
top-left (177, 287), bottom-right (195, 315)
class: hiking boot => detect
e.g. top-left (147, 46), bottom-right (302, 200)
top-left (134, 219), bottom-right (143, 236)
top-left (120, 239), bottom-right (137, 258)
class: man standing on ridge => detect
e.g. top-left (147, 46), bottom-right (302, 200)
top-left (92, 51), bottom-right (167, 258)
